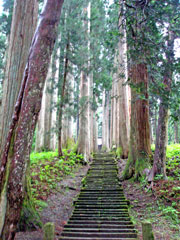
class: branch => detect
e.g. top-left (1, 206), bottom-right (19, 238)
top-left (123, 0), bottom-right (136, 9)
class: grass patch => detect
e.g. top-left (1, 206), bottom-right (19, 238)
top-left (30, 149), bottom-right (84, 208)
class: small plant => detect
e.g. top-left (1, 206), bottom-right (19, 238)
top-left (30, 149), bottom-right (84, 207)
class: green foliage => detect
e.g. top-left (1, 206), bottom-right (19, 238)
top-left (43, 222), bottom-right (55, 240)
top-left (166, 144), bottom-right (180, 159)
top-left (116, 147), bottom-right (122, 158)
top-left (158, 203), bottom-right (180, 224)
top-left (30, 150), bottom-right (83, 207)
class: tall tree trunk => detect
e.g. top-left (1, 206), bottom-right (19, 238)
top-left (58, 40), bottom-right (70, 157)
top-left (116, 9), bottom-right (130, 158)
top-left (149, 30), bottom-right (175, 181)
top-left (93, 112), bottom-right (98, 152)
top-left (78, 71), bottom-right (90, 161)
top-left (123, 63), bottom-right (152, 179)
top-left (174, 121), bottom-right (179, 143)
top-left (62, 70), bottom-right (74, 149)
top-left (110, 79), bottom-right (117, 147)
top-left (102, 90), bottom-right (110, 150)
top-left (77, 3), bottom-right (91, 161)
top-left (35, 49), bottom-right (58, 152)
top-left (35, 58), bottom-right (52, 152)
top-left (0, 0), bottom-right (38, 157)
top-left (0, 1), bottom-right (64, 238)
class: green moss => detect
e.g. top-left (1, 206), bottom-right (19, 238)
top-left (43, 222), bottom-right (55, 240)
top-left (122, 151), bottom-right (150, 181)
top-left (101, 146), bottom-right (107, 152)
top-left (18, 171), bottom-right (42, 231)
top-left (142, 221), bottom-right (155, 240)
top-left (134, 153), bottom-right (150, 179)
top-left (72, 142), bottom-right (78, 153)
top-left (0, 133), bottom-right (15, 235)
top-left (116, 147), bottom-right (122, 158)
top-left (66, 138), bottom-right (75, 149)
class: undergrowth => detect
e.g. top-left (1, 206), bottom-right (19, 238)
top-left (30, 149), bottom-right (84, 208)
top-left (142, 144), bottom-right (180, 221)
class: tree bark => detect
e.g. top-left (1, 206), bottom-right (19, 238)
top-left (77, 3), bottom-right (91, 160)
top-left (0, 0), bottom-right (38, 157)
top-left (102, 90), bottom-right (110, 150)
top-left (149, 30), bottom-right (175, 181)
top-left (62, 70), bottom-right (74, 149)
top-left (174, 121), bottom-right (179, 143)
top-left (77, 71), bottom-right (90, 161)
top-left (116, 10), bottom-right (130, 158)
top-left (35, 49), bottom-right (58, 152)
top-left (123, 63), bottom-right (152, 179)
top-left (0, 1), bottom-right (64, 238)
top-left (58, 40), bottom-right (70, 157)
top-left (35, 58), bottom-right (52, 152)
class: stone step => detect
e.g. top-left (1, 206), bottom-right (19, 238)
top-left (74, 201), bottom-right (128, 205)
top-left (73, 210), bottom-right (129, 214)
top-left (78, 194), bottom-right (125, 198)
top-left (80, 189), bottom-right (123, 192)
top-left (61, 232), bottom-right (137, 238)
top-left (63, 228), bottom-right (137, 233)
top-left (60, 237), bottom-right (137, 240)
top-left (67, 220), bottom-right (134, 225)
top-left (59, 153), bottom-right (137, 239)
top-left (73, 213), bottom-right (129, 219)
top-left (69, 216), bottom-right (131, 221)
top-left (65, 224), bottom-right (135, 229)
top-left (73, 208), bottom-right (129, 213)
top-left (78, 197), bottom-right (125, 201)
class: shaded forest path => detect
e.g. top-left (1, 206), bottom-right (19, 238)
top-left (59, 153), bottom-right (137, 239)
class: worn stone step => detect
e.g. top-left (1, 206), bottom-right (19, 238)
top-left (60, 237), bottom-right (137, 240)
top-left (84, 182), bottom-right (120, 185)
top-left (81, 189), bottom-right (123, 192)
top-left (82, 188), bottom-right (123, 191)
top-left (70, 216), bottom-right (131, 221)
top-left (78, 194), bottom-right (125, 198)
top-left (71, 216), bottom-right (130, 220)
top-left (59, 153), bottom-right (137, 239)
top-left (73, 208), bottom-right (128, 212)
top-left (63, 228), bottom-right (137, 233)
top-left (75, 204), bottom-right (128, 209)
top-left (74, 201), bottom-right (128, 205)
top-left (83, 185), bottom-right (121, 188)
top-left (64, 224), bottom-right (135, 229)
top-left (85, 178), bottom-right (119, 182)
top-left (73, 211), bottom-right (129, 216)
top-left (77, 199), bottom-right (126, 202)
top-left (61, 232), bottom-right (137, 238)
top-left (67, 220), bottom-right (134, 225)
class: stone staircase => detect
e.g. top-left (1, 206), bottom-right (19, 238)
top-left (59, 153), bottom-right (137, 240)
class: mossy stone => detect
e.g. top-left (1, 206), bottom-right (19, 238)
top-left (142, 221), bottom-right (155, 240)
top-left (43, 222), bottom-right (55, 240)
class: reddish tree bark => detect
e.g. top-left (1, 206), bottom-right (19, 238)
top-left (0, 0), bottom-right (64, 239)
top-left (148, 30), bottom-right (175, 181)
top-left (123, 63), bottom-right (152, 179)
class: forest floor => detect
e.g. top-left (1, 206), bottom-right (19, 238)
top-left (118, 159), bottom-right (180, 240)
top-left (15, 164), bottom-right (89, 240)
top-left (15, 156), bottom-right (180, 240)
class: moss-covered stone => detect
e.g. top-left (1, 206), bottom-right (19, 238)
top-left (18, 166), bottom-right (42, 231)
top-left (116, 147), bottom-right (122, 158)
top-left (43, 222), bottom-right (55, 240)
top-left (142, 221), bottom-right (155, 240)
